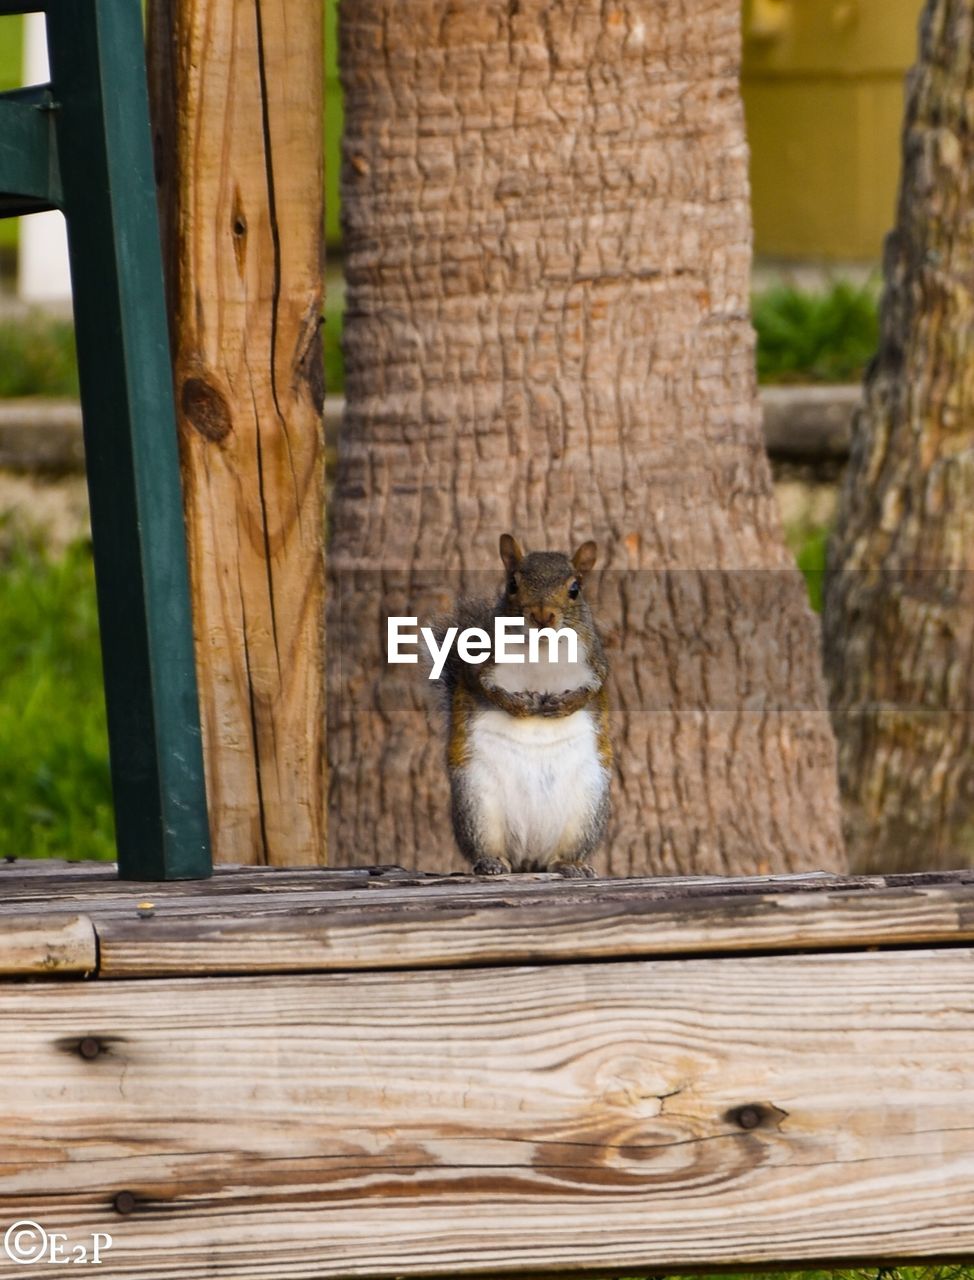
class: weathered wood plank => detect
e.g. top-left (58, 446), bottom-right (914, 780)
top-left (0, 400), bottom-right (86, 474)
top-left (90, 882), bottom-right (974, 976)
top-left (0, 915), bottom-right (96, 975)
top-left (2, 951), bottom-right (973, 1276)
top-left (761, 384), bottom-right (858, 461)
top-left (0, 870), bottom-right (832, 912)
top-left (0, 862), bottom-right (393, 903)
top-left (2, 860), bottom-right (970, 906)
top-left (3, 867), bottom-right (974, 975)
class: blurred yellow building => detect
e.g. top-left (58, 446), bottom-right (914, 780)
top-left (742, 0), bottom-right (922, 262)
top-left (0, 2), bottom-right (927, 267)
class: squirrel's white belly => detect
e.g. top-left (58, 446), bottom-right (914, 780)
top-left (465, 704), bottom-right (607, 867)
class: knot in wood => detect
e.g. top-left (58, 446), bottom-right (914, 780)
top-left (727, 1103), bottom-right (773, 1131)
top-left (113, 1191), bottom-right (136, 1216)
top-left (182, 377), bottom-right (233, 443)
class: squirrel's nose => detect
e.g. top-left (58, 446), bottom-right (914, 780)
top-left (529, 607), bottom-right (557, 628)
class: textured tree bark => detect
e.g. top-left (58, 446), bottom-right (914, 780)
top-left (147, 0), bottom-right (326, 865)
top-left (331, 0), bottom-right (845, 876)
top-left (823, 0), bottom-right (974, 874)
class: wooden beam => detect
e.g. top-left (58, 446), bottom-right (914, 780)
top-left (90, 881), bottom-right (974, 977)
top-left (0, 915), bottom-right (95, 975)
top-left (147, 0), bottom-right (326, 866)
top-left (2, 864), bottom-right (974, 977)
top-left (761, 384), bottom-right (858, 461)
top-left (0, 400), bottom-right (86, 475)
top-left (2, 951), bottom-right (974, 1275)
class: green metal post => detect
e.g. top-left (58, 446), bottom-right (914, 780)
top-left (39, 0), bottom-right (212, 878)
top-left (0, 85), bottom-right (61, 216)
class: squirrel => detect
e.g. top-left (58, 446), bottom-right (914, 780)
top-left (436, 534), bottom-right (612, 878)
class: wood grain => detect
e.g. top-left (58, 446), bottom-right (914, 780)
top-left (147, 0), bottom-right (326, 866)
top-left (0, 915), bottom-right (95, 975)
top-left (3, 866), bottom-right (974, 977)
top-left (91, 882), bottom-right (974, 976)
top-left (2, 951), bottom-right (974, 1276)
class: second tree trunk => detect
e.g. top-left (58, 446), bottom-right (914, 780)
top-left (824, 0), bottom-right (974, 873)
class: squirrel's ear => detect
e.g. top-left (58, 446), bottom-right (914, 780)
top-left (571, 540), bottom-right (598, 578)
top-left (499, 534), bottom-right (525, 573)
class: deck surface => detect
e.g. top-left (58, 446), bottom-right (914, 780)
top-left (3, 861), bottom-right (974, 1276)
top-left (2, 859), bottom-right (974, 977)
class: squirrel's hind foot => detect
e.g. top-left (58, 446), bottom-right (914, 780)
top-left (551, 860), bottom-right (596, 879)
top-left (472, 855), bottom-right (512, 876)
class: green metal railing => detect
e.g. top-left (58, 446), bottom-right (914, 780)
top-left (0, 0), bottom-right (211, 880)
top-left (1, 2), bottom-right (341, 251)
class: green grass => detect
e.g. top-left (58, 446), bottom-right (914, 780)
top-left (0, 15), bottom-right (21, 92)
top-left (322, 282), bottom-right (344, 396)
top-left (0, 529), bottom-right (114, 860)
top-left (0, 312), bottom-right (79, 398)
top-left (0, 15), bottom-right (22, 255)
top-left (787, 522), bottom-right (830, 613)
top-left (753, 281), bottom-right (879, 385)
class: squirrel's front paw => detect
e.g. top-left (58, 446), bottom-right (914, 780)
top-left (511, 690), bottom-right (545, 715)
top-left (472, 855), bottom-right (512, 876)
top-left (536, 690), bottom-right (585, 718)
top-left (551, 860), bottom-right (596, 879)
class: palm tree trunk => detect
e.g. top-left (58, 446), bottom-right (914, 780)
top-left (824, 0), bottom-right (974, 873)
top-left (331, 0), bottom-right (845, 876)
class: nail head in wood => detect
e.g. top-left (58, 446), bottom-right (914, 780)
top-left (113, 1191), bottom-right (136, 1216)
top-left (734, 1104), bottom-right (763, 1130)
top-left (78, 1037), bottom-right (101, 1061)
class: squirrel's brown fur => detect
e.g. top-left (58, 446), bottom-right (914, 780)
top-left (436, 535), bottom-right (612, 877)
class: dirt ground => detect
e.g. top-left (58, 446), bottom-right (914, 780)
top-left (0, 471), bottom-right (90, 551)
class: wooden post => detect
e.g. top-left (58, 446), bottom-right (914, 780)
top-left (147, 0), bottom-right (326, 865)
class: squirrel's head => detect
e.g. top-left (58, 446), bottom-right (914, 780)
top-left (499, 534), bottom-right (598, 630)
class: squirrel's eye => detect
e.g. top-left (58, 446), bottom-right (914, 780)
top-left (568, 580), bottom-right (580, 600)
top-left (507, 576), bottom-right (518, 596)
